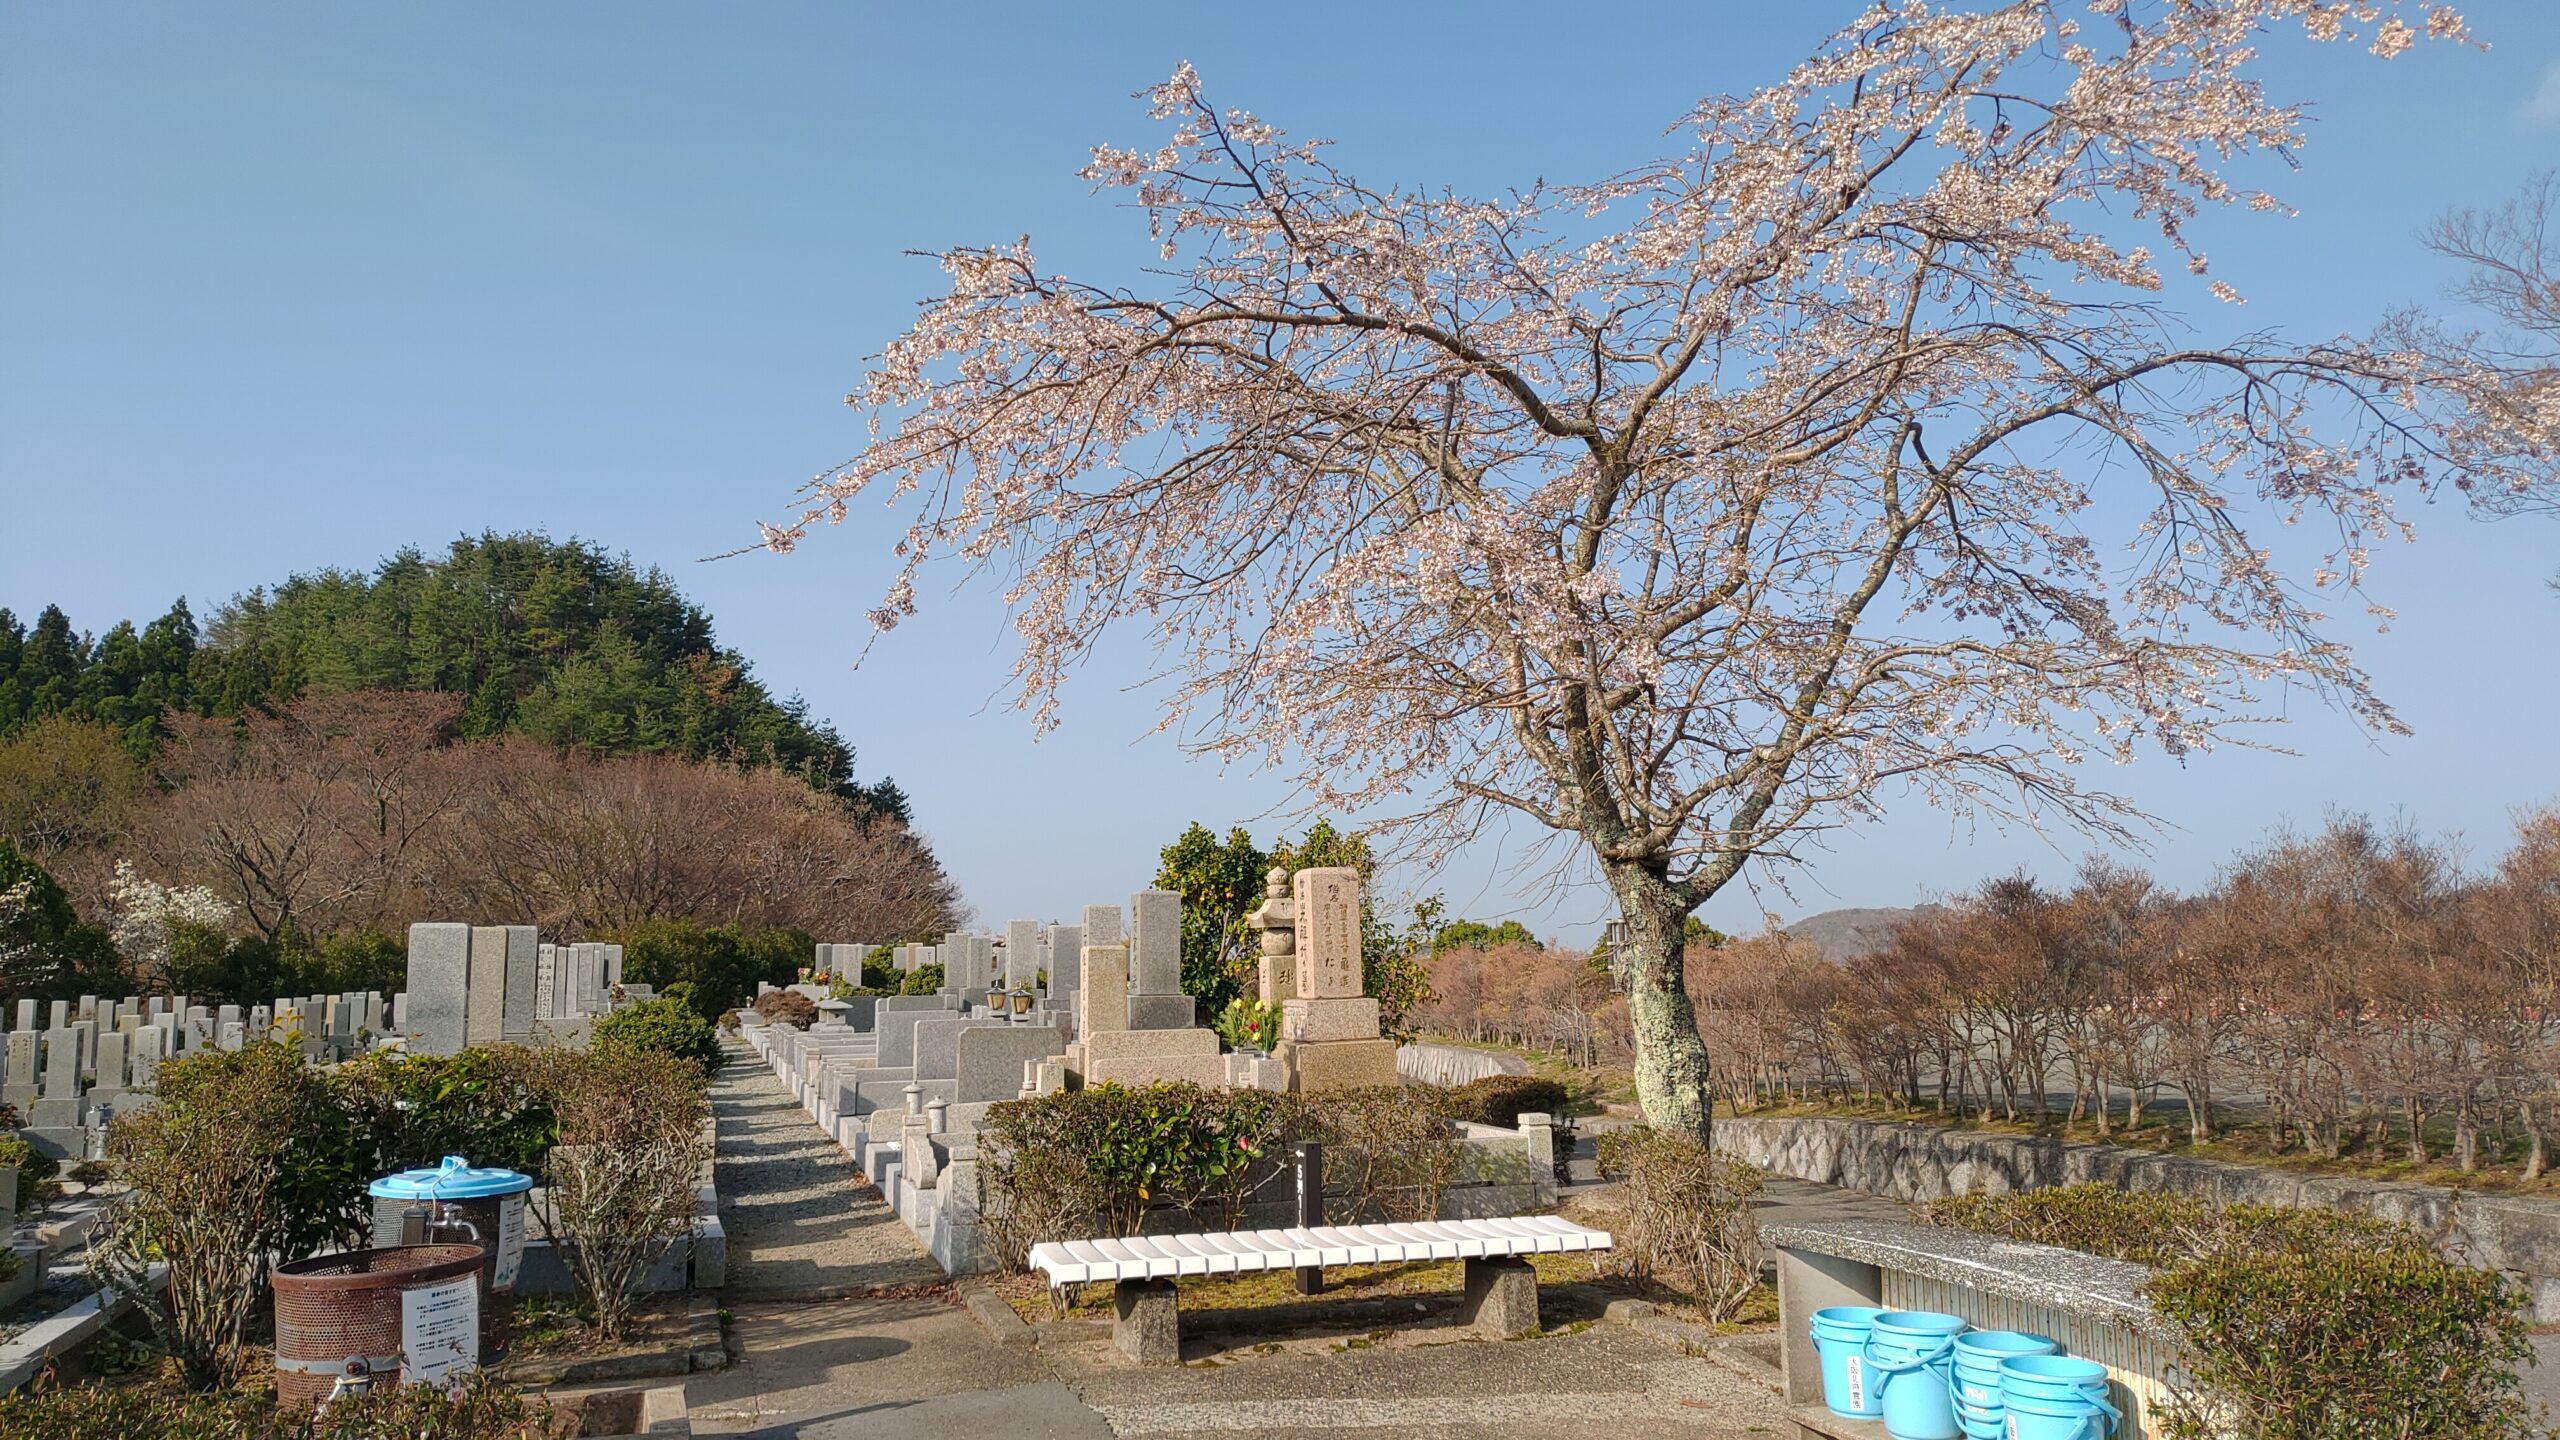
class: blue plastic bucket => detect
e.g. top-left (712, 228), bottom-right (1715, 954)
top-left (1868, 1312), bottom-right (1967, 1440)
top-left (1999, 1353), bottom-right (2111, 1402)
top-left (1810, 1306), bottom-right (1887, 1418)
top-left (2000, 1355), bottom-right (2119, 1440)
top-left (2003, 1384), bottom-right (2120, 1440)
top-left (1950, 1331), bottom-right (2057, 1413)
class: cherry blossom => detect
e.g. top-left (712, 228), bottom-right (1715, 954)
top-left (769, 1), bottom-right (2525, 1139)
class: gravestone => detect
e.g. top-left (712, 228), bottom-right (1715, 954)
top-left (466, 927), bottom-right (512, 1046)
top-left (1005, 920), bottom-right (1040, 990)
top-left (571, 943), bottom-right (600, 1014)
top-left (219, 1021), bottom-right (245, 1052)
top-left (2, 1030), bottom-right (35, 1110)
top-left (1082, 905), bottom-right (1123, 947)
top-left (914, 1016), bottom-right (1001, 1081)
top-left (133, 1025), bottom-right (166, 1090)
top-left (535, 943), bottom-right (559, 1018)
top-left (500, 926), bottom-right (538, 1039)
top-left (604, 944), bottom-right (624, 988)
top-left (32, 1031), bottom-right (81, 1126)
top-left (1127, 890), bottom-right (1192, 1028)
top-left (1078, 944), bottom-right (1129, 1040)
top-left (956, 1025), bottom-right (1069, 1103)
top-left (92, 1029), bottom-right (128, 1102)
top-left (11, 1000), bottom-right (30, 1032)
top-left (1045, 924), bottom-right (1083, 995)
top-left (896, 944), bottom-right (918, 973)
top-left (1281, 867), bottom-right (1397, 1090)
top-left (405, 922), bottom-right (473, 1056)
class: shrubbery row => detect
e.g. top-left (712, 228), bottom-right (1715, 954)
top-left (1921, 1184), bottom-right (2541, 1439)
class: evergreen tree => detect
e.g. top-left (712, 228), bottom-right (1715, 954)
top-left (0, 534), bottom-right (905, 817)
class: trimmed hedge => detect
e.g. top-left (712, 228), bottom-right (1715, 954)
top-left (1436, 1074), bottom-right (1571, 1127)
top-left (1921, 1185), bottom-right (2540, 1439)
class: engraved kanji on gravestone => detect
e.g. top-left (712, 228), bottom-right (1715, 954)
top-left (1291, 867), bottom-right (1363, 1000)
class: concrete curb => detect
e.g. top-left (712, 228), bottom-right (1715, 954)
top-left (958, 1280), bottom-right (1035, 1348)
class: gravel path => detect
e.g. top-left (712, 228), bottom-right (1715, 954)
top-left (711, 1038), bottom-right (946, 1298)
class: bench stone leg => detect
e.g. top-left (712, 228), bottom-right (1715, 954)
top-left (1459, 1256), bottom-right (1538, 1337)
top-left (1113, 1278), bottom-right (1179, 1365)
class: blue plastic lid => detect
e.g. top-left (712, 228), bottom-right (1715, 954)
top-left (368, 1154), bottom-right (534, 1200)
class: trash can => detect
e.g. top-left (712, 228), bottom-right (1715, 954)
top-left (367, 1155), bottom-right (535, 1299)
top-left (272, 1244), bottom-right (485, 1406)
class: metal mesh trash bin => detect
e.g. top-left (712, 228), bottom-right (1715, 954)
top-left (271, 1244), bottom-right (485, 1407)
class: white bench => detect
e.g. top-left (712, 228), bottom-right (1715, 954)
top-left (1028, 1216), bottom-right (1613, 1364)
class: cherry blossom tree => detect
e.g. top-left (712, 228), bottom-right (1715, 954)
top-left (769, 1), bottom-right (2538, 1140)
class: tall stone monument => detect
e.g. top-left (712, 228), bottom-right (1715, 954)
top-left (1276, 867), bottom-right (1398, 1090)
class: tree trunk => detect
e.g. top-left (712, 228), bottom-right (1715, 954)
top-left (1608, 864), bottom-right (1713, 1147)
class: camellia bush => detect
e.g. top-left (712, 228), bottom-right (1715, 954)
top-left (1923, 1185), bottom-right (2541, 1439)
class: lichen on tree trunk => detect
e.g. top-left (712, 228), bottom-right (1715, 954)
top-left (1609, 863), bottom-right (1713, 1147)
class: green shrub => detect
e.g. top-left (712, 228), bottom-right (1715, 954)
top-left (593, 996), bottom-right (723, 1074)
top-left (163, 925), bottom-right (405, 1011)
top-left (1437, 1073), bottom-right (1571, 1127)
top-left (1593, 1126), bottom-right (1767, 1322)
top-left (2151, 1220), bottom-right (2538, 1439)
top-left (611, 918), bottom-right (807, 1021)
top-left (974, 1082), bottom-right (1461, 1273)
top-left (99, 1043), bottom-right (339, 1388)
top-left (1924, 1186), bottom-right (2542, 1438)
top-left (0, 1370), bottom-right (551, 1438)
top-left (331, 1047), bottom-right (556, 1179)
top-left (0, 1133), bottom-right (60, 1211)
top-left (750, 989), bottom-right (817, 1028)
top-left (900, 962), bottom-right (945, 996)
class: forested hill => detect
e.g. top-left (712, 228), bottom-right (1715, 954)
top-left (0, 532), bottom-right (908, 819)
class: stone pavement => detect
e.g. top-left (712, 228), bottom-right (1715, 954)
top-left (711, 1039), bottom-right (946, 1298)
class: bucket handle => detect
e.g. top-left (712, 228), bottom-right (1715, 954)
top-left (1862, 1334), bottom-right (1956, 1374)
top-left (2048, 1390), bottom-right (2124, 1439)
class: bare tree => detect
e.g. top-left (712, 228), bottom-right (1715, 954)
top-left (768, 5), bottom-right (2524, 1139)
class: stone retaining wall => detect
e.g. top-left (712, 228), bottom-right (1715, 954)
top-left (1717, 1113), bottom-right (2560, 1321)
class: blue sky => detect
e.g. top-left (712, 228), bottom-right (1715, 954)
top-left (5, 3), bottom-right (2558, 941)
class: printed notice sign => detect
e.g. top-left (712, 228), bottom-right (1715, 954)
top-left (400, 1275), bottom-right (480, 1383)
top-left (493, 1196), bottom-right (526, 1290)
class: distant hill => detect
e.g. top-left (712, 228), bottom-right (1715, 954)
top-left (0, 531), bottom-right (909, 821)
top-left (1783, 905), bottom-right (1939, 964)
